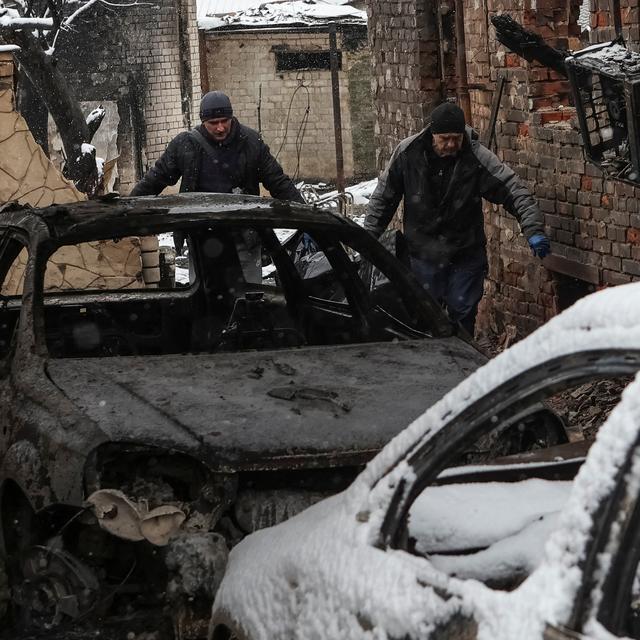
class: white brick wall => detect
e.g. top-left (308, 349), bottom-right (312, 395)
top-left (204, 31), bottom-right (356, 181)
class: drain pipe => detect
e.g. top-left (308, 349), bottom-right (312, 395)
top-left (454, 0), bottom-right (472, 124)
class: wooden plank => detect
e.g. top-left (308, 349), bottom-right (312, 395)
top-left (542, 254), bottom-right (600, 285)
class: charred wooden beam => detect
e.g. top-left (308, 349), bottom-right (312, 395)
top-left (491, 14), bottom-right (569, 78)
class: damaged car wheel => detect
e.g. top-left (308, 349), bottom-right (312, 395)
top-left (12, 543), bottom-right (100, 630)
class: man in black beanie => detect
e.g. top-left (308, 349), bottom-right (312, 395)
top-left (365, 101), bottom-right (550, 335)
top-left (131, 91), bottom-right (303, 203)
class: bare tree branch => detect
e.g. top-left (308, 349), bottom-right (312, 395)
top-left (45, 0), bottom-right (63, 30)
top-left (0, 0), bottom-right (147, 195)
top-left (0, 8), bottom-right (54, 30)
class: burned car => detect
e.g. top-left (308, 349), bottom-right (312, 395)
top-left (0, 193), bottom-right (561, 638)
top-left (210, 282), bottom-right (640, 640)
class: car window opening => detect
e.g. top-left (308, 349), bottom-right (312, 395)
top-left (403, 370), bottom-right (631, 594)
top-left (37, 224), bottom-right (434, 359)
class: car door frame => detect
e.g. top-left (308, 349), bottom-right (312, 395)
top-left (375, 348), bottom-right (640, 552)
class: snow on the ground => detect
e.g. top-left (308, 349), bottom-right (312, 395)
top-left (320, 178), bottom-right (378, 206)
top-left (198, 0), bottom-right (366, 29)
top-left (158, 232), bottom-right (189, 284)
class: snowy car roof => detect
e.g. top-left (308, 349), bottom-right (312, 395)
top-left (198, 0), bottom-right (366, 30)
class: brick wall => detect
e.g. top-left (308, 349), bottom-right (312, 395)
top-left (368, 0), bottom-right (640, 340)
top-left (586, 0), bottom-right (640, 44)
top-left (202, 29), bottom-right (370, 182)
top-left (367, 0), bottom-right (443, 170)
top-left (464, 0), bottom-right (640, 339)
top-left (57, 0), bottom-right (201, 193)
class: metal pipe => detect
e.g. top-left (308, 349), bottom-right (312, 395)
top-left (329, 24), bottom-right (345, 194)
top-left (454, 0), bottom-right (472, 124)
top-left (609, 0), bottom-right (623, 40)
top-left (436, 0), bottom-right (447, 87)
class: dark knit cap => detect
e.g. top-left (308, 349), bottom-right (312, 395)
top-left (430, 102), bottom-right (465, 134)
top-left (200, 91), bottom-right (233, 121)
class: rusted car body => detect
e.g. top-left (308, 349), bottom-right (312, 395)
top-left (0, 193), bottom-right (506, 638)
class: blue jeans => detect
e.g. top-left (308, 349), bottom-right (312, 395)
top-left (410, 248), bottom-right (488, 335)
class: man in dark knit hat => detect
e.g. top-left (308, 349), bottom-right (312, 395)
top-left (365, 101), bottom-right (550, 335)
top-left (131, 91), bottom-right (303, 203)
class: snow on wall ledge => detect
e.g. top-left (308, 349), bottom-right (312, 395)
top-left (198, 0), bottom-right (366, 29)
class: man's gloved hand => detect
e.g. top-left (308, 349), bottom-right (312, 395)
top-left (528, 234), bottom-right (551, 258)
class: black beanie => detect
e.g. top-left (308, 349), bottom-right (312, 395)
top-left (430, 102), bottom-right (465, 134)
top-left (200, 91), bottom-right (233, 121)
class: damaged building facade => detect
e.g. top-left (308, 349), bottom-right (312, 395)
top-left (198, 0), bottom-right (375, 182)
top-left (23, 0), bottom-right (202, 194)
top-left (367, 0), bottom-right (640, 339)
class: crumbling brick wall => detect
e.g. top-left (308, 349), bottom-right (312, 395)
top-left (368, 0), bottom-right (640, 340)
top-left (467, 0), bottom-right (640, 339)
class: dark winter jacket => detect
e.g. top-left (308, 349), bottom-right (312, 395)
top-left (130, 119), bottom-right (304, 203)
top-left (364, 126), bottom-right (544, 263)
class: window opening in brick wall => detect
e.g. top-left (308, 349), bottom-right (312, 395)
top-left (554, 273), bottom-right (596, 312)
top-left (565, 42), bottom-right (640, 184)
top-left (275, 51), bottom-right (341, 72)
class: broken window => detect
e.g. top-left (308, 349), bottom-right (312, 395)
top-left (275, 51), bottom-right (340, 72)
top-left (401, 356), bottom-right (635, 591)
top-left (566, 42), bottom-right (640, 183)
top-left (39, 222), bottom-right (436, 359)
top-left (1, 246), bottom-right (27, 297)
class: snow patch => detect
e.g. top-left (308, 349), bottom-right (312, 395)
top-left (199, 0), bottom-right (366, 29)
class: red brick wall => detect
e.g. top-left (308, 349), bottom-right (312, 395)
top-left (466, 0), bottom-right (640, 339)
top-left (367, 0), bottom-right (640, 339)
top-left (367, 0), bottom-right (443, 170)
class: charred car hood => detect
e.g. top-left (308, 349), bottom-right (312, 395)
top-left (46, 339), bottom-right (485, 471)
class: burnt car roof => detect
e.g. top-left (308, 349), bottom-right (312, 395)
top-left (0, 193), bottom-right (357, 244)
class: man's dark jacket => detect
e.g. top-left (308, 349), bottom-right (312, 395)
top-left (364, 125), bottom-right (544, 263)
top-left (130, 119), bottom-right (303, 202)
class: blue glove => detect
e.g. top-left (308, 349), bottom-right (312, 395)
top-left (528, 234), bottom-right (551, 258)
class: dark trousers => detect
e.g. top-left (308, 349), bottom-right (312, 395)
top-left (410, 248), bottom-right (488, 335)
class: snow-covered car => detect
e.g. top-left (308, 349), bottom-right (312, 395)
top-left (1, 192), bottom-right (546, 638)
top-left (210, 283), bottom-right (640, 640)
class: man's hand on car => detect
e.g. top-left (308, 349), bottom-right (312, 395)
top-left (528, 234), bottom-right (551, 258)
